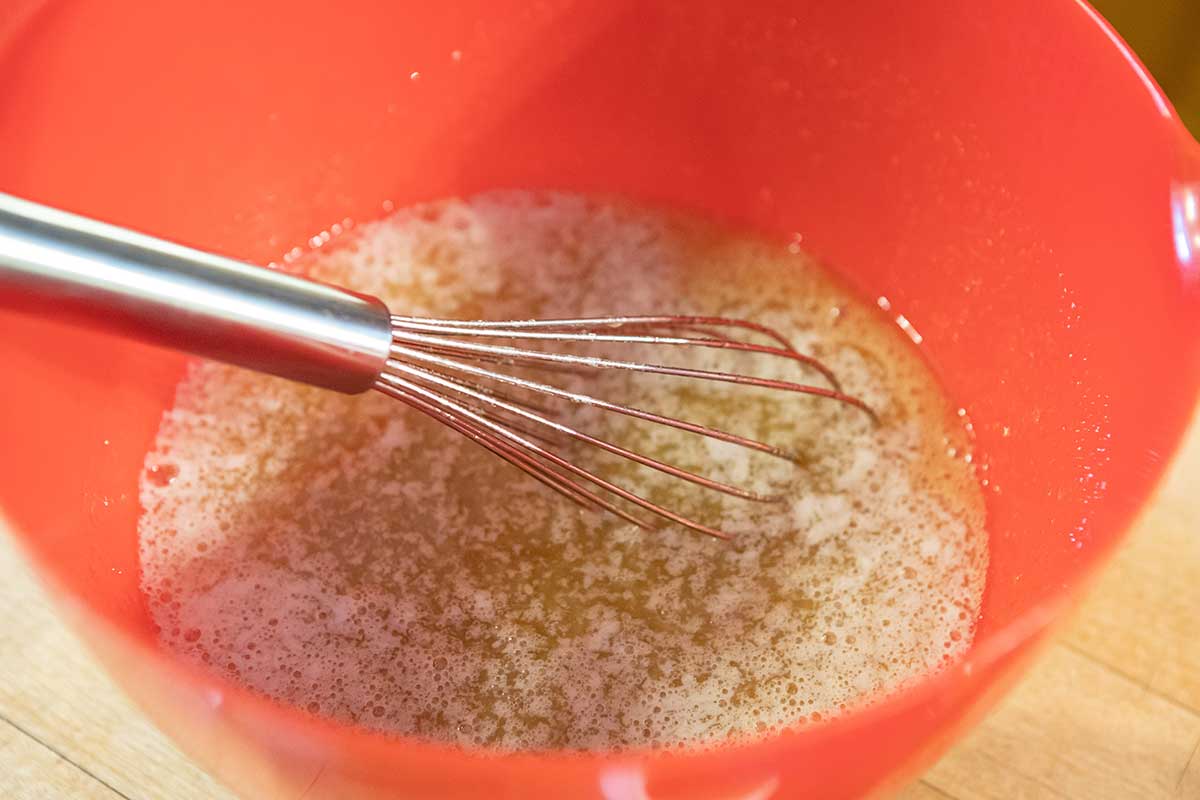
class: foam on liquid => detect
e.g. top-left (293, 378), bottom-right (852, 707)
top-left (138, 192), bottom-right (987, 751)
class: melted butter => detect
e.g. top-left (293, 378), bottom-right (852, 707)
top-left (138, 192), bottom-right (987, 751)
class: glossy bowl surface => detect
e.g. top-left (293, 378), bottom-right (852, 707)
top-left (1, 1), bottom-right (1198, 797)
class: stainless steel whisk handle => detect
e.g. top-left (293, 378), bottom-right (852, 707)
top-left (0, 193), bottom-right (392, 394)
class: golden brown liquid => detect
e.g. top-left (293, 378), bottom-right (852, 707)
top-left (139, 192), bottom-right (986, 751)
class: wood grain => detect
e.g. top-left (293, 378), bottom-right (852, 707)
top-left (1061, 469), bottom-right (1200, 714)
top-left (917, 412), bottom-right (1200, 800)
top-left (0, 718), bottom-right (115, 800)
top-left (0, 414), bottom-right (1197, 800)
top-left (923, 647), bottom-right (1200, 799)
top-left (0, 534), bottom-right (236, 800)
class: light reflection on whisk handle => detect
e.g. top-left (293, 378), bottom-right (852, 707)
top-left (0, 192), bottom-right (392, 393)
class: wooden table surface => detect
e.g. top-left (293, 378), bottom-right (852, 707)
top-left (1, 416), bottom-right (1198, 800)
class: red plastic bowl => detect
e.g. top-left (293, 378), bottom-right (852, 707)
top-left (2, 1), bottom-right (1198, 797)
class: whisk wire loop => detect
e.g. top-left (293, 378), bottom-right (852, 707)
top-left (376, 314), bottom-right (875, 538)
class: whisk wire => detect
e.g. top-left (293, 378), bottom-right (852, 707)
top-left (375, 314), bottom-right (876, 539)
top-left (380, 359), bottom-right (783, 503)
top-left (389, 327), bottom-right (876, 420)
top-left (388, 343), bottom-right (801, 461)
top-left (376, 381), bottom-right (651, 528)
top-left (390, 313), bottom-right (798, 350)
top-left (375, 373), bottom-right (731, 538)
top-left (390, 317), bottom-right (842, 388)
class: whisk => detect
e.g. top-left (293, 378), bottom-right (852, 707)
top-left (0, 193), bottom-right (873, 538)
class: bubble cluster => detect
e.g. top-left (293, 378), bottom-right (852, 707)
top-left (138, 192), bottom-right (987, 752)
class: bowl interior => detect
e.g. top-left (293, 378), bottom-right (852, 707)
top-left (1, 0), bottom-right (1198, 797)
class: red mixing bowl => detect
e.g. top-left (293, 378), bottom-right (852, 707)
top-left (2, 1), bottom-right (1198, 797)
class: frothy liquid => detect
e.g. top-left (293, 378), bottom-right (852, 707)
top-left (138, 192), bottom-right (987, 751)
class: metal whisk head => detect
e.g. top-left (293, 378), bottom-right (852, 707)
top-left (0, 193), bottom-right (876, 526)
top-left (372, 315), bottom-right (876, 539)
